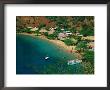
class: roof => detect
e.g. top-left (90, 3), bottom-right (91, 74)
top-left (39, 29), bottom-right (47, 33)
top-left (27, 27), bottom-right (33, 28)
top-left (30, 27), bottom-right (39, 31)
top-left (82, 36), bottom-right (94, 41)
top-left (58, 33), bottom-right (66, 37)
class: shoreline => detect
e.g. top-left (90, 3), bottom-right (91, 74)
top-left (17, 33), bottom-right (82, 59)
top-left (17, 33), bottom-right (75, 52)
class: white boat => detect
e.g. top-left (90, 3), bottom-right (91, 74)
top-left (67, 59), bottom-right (82, 65)
top-left (45, 57), bottom-right (49, 60)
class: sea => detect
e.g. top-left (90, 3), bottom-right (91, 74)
top-left (16, 34), bottom-right (84, 74)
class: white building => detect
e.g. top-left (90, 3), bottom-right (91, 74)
top-left (30, 27), bottom-right (39, 31)
top-left (58, 33), bottom-right (67, 40)
top-left (61, 28), bottom-right (64, 31)
top-left (64, 31), bottom-right (72, 36)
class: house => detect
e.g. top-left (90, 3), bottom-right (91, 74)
top-left (48, 27), bottom-right (57, 34)
top-left (39, 28), bottom-right (48, 34)
top-left (30, 27), bottom-right (39, 31)
top-left (64, 31), bottom-right (72, 36)
top-left (27, 27), bottom-right (33, 29)
top-left (61, 28), bottom-right (64, 31)
top-left (58, 33), bottom-right (67, 40)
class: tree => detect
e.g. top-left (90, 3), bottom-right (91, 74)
top-left (70, 28), bottom-right (77, 33)
top-left (82, 50), bottom-right (94, 64)
top-left (35, 30), bottom-right (40, 36)
top-left (74, 36), bottom-right (82, 42)
top-left (44, 32), bottom-right (48, 36)
top-left (63, 39), bottom-right (74, 46)
top-left (46, 16), bottom-right (57, 21)
top-left (24, 28), bottom-right (31, 33)
top-left (80, 26), bottom-right (94, 36)
top-left (47, 34), bottom-right (56, 39)
top-left (72, 16), bottom-right (86, 25)
top-left (56, 17), bottom-right (68, 28)
top-left (70, 38), bottom-right (78, 45)
top-left (38, 23), bottom-right (46, 30)
top-left (75, 41), bottom-right (87, 52)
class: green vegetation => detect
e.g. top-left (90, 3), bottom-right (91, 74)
top-left (35, 30), bottom-right (40, 36)
top-left (44, 32), bottom-right (48, 36)
top-left (63, 38), bottom-right (77, 46)
top-left (46, 16), bottom-right (58, 21)
top-left (16, 16), bottom-right (94, 74)
top-left (38, 23), bottom-right (46, 30)
top-left (82, 50), bottom-right (94, 64)
top-left (17, 28), bottom-right (31, 33)
top-left (63, 39), bottom-right (74, 46)
top-left (82, 62), bottom-right (94, 74)
top-left (75, 41), bottom-right (87, 52)
top-left (80, 26), bottom-right (94, 36)
top-left (47, 34), bottom-right (56, 40)
top-left (72, 16), bottom-right (86, 23)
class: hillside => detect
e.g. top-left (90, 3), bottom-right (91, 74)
top-left (16, 16), bottom-right (94, 32)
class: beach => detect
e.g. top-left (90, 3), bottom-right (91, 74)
top-left (17, 33), bottom-right (76, 53)
top-left (17, 33), bottom-right (82, 59)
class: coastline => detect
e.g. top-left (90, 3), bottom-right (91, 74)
top-left (17, 33), bottom-right (82, 59)
top-left (17, 33), bottom-right (75, 51)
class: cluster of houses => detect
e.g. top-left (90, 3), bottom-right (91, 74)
top-left (58, 31), bottom-right (72, 40)
top-left (28, 26), bottom-right (73, 40)
top-left (27, 26), bottom-right (94, 51)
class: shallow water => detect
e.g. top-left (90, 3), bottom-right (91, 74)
top-left (16, 34), bottom-right (84, 74)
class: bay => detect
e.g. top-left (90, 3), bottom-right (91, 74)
top-left (16, 34), bottom-right (84, 74)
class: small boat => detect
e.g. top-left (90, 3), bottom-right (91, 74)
top-left (45, 57), bottom-right (49, 60)
top-left (67, 59), bottom-right (82, 65)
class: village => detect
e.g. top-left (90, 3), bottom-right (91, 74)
top-left (16, 16), bottom-right (94, 72)
top-left (26, 26), bottom-right (94, 51)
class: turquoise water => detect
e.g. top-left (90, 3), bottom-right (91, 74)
top-left (16, 34), bottom-right (84, 74)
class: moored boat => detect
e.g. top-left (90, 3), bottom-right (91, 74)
top-left (67, 59), bottom-right (82, 65)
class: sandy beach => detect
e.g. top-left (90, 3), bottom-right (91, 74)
top-left (17, 33), bottom-right (76, 52)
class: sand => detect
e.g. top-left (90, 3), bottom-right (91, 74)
top-left (34, 34), bottom-right (76, 53)
top-left (17, 33), bottom-right (77, 53)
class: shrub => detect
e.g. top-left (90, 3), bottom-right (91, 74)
top-left (35, 30), bottom-right (40, 36)
top-left (38, 23), bottom-right (46, 30)
top-left (25, 28), bottom-right (31, 33)
top-left (75, 41), bottom-right (87, 52)
top-left (83, 50), bottom-right (94, 64)
top-left (70, 38), bottom-right (77, 45)
top-left (47, 34), bottom-right (56, 39)
top-left (63, 39), bottom-right (74, 46)
top-left (44, 32), bottom-right (48, 36)
top-left (80, 26), bottom-right (94, 36)
top-left (82, 62), bottom-right (94, 74)
top-left (74, 36), bottom-right (82, 42)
